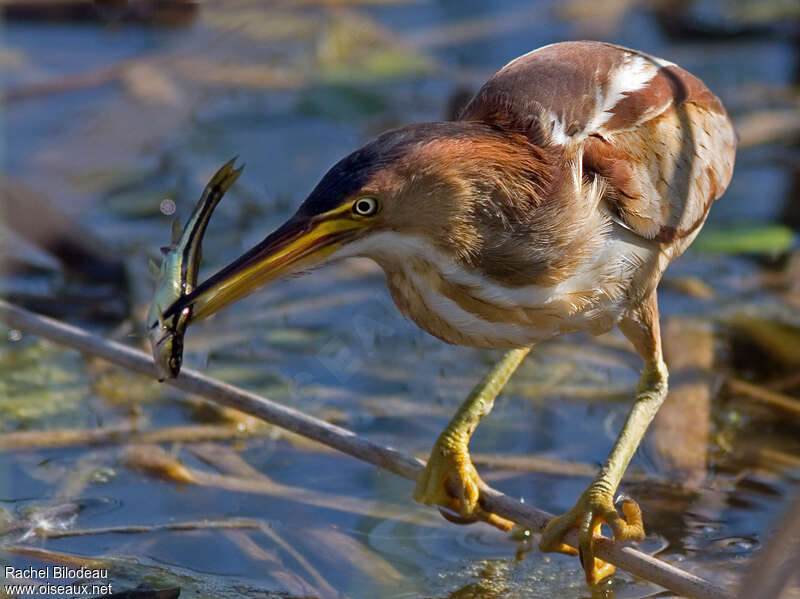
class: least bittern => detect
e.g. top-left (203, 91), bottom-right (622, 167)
top-left (164, 42), bottom-right (736, 584)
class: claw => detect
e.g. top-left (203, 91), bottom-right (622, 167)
top-left (539, 489), bottom-right (645, 585)
top-left (608, 497), bottom-right (645, 542)
top-left (414, 444), bottom-right (481, 516)
top-left (438, 505), bottom-right (480, 525)
top-left (415, 443), bottom-right (514, 532)
top-left (438, 504), bottom-right (515, 531)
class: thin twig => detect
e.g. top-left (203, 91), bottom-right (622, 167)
top-left (0, 300), bottom-right (734, 599)
top-left (1, 545), bottom-right (109, 569)
top-left (469, 452), bottom-right (651, 482)
top-left (469, 453), bottom-right (600, 477)
top-left (0, 425), bottom-right (256, 451)
top-left (725, 377), bottom-right (800, 418)
top-left (39, 518), bottom-right (264, 539)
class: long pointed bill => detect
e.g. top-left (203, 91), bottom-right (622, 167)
top-left (164, 209), bottom-right (364, 323)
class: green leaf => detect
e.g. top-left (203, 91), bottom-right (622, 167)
top-left (693, 225), bottom-right (795, 254)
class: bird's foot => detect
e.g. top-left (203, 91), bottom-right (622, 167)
top-left (414, 438), bottom-right (514, 532)
top-left (539, 486), bottom-right (645, 585)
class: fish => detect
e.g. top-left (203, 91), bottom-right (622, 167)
top-left (146, 158), bottom-right (243, 380)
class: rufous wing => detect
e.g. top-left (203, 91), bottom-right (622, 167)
top-left (460, 41), bottom-right (736, 251)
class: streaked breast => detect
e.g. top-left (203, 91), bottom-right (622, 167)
top-left (345, 230), bottom-right (653, 349)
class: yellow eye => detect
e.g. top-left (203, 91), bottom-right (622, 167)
top-left (353, 197), bottom-right (379, 216)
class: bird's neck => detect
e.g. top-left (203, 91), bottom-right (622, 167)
top-left (427, 139), bottom-right (606, 288)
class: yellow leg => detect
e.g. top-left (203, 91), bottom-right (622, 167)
top-left (414, 347), bottom-right (531, 529)
top-left (539, 293), bottom-right (668, 585)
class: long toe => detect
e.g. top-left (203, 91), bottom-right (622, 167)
top-left (414, 447), bottom-right (513, 531)
top-left (608, 496), bottom-right (646, 542)
top-left (414, 445), bottom-right (480, 515)
top-left (577, 513), bottom-right (615, 586)
top-left (539, 490), bottom-right (645, 585)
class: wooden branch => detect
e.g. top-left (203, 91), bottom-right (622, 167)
top-left (0, 299), bottom-right (734, 599)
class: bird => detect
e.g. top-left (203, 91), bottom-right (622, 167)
top-left (164, 41), bottom-right (736, 585)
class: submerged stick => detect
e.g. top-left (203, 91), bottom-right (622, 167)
top-left (725, 377), bottom-right (800, 418)
top-left (40, 518), bottom-right (265, 539)
top-left (0, 425), bottom-right (255, 451)
top-left (0, 299), bottom-right (733, 599)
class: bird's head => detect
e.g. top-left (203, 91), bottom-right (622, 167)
top-left (165, 121), bottom-right (551, 323)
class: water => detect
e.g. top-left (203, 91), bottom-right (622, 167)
top-left (2, 2), bottom-right (799, 598)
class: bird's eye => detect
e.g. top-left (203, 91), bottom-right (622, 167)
top-left (353, 197), bottom-right (379, 217)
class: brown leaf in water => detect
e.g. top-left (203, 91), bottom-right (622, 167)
top-left (121, 444), bottom-right (197, 484)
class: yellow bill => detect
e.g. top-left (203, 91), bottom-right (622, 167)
top-left (163, 204), bottom-right (364, 323)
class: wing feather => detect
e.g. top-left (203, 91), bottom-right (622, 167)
top-left (460, 41), bottom-right (736, 250)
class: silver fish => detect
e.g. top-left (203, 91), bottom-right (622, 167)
top-left (147, 158), bottom-right (243, 380)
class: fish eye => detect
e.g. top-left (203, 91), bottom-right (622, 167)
top-left (352, 197), bottom-right (379, 217)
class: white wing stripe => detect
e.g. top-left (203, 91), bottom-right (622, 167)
top-left (587, 54), bottom-right (658, 133)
